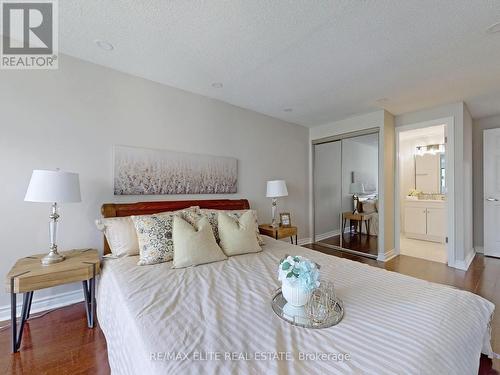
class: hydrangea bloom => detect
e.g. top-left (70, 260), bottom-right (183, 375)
top-left (278, 255), bottom-right (320, 292)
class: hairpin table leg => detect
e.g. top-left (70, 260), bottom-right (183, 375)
top-left (82, 263), bottom-right (96, 328)
top-left (11, 290), bottom-right (16, 353)
top-left (11, 288), bottom-right (34, 353)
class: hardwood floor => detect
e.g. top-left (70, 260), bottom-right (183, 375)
top-left (0, 302), bottom-right (110, 375)
top-left (0, 246), bottom-right (498, 374)
top-left (319, 233), bottom-right (378, 257)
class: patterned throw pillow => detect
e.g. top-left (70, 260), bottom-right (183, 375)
top-left (131, 207), bottom-right (198, 266)
top-left (197, 209), bottom-right (264, 245)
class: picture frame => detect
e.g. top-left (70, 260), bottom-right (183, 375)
top-left (280, 212), bottom-right (291, 227)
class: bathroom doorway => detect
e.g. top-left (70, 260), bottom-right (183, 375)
top-left (395, 118), bottom-right (454, 265)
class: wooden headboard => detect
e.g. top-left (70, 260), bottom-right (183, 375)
top-left (101, 199), bottom-right (250, 254)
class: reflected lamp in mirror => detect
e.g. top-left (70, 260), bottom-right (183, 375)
top-left (349, 182), bottom-right (365, 213)
top-left (266, 180), bottom-right (288, 228)
top-left (25, 169), bottom-right (81, 265)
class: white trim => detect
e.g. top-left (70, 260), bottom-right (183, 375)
top-left (394, 117), bottom-right (456, 268)
top-left (297, 237), bottom-right (311, 246)
top-left (0, 289), bottom-right (83, 322)
top-left (315, 230), bottom-right (341, 242)
top-left (454, 249), bottom-right (476, 271)
top-left (475, 246), bottom-right (484, 254)
top-left (377, 248), bottom-right (397, 262)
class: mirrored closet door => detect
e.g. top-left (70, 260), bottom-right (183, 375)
top-left (314, 141), bottom-right (342, 248)
top-left (313, 131), bottom-right (379, 258)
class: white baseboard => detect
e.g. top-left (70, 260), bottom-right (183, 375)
top-left (377, 248), bottom-right (397, 262)
top-left (475, 246), bottom-right (484, 254)
top-left (295, 229), bottom-right (340, 246)
top-left (0, 289), bottom-right (83, 322)
top-left (297, 237), bottom-right (311, 246)
top-left (454, 249), bottom-right (476, 271)
top-left (315, 230), bottom-right (340, 242)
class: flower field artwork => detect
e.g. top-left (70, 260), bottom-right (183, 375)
top-left (114, 145), bottom-right (238, 195)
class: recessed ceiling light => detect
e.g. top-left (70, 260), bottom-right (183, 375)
top-left (486, 22), bottom-right (500, 34)
top-left (211, 82), bottom-right (223, 88)
top-left (95, 40), bottom-right (114, 51)
top-left (283, 108), bottom-right (293, 112)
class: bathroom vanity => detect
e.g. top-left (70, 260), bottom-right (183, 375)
top-left (404, 199), bottom-right (446, 243)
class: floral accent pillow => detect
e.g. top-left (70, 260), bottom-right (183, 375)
top-left (131, 207), bottom-right (198, 266)
top-left (197, 209), bottom-right (264, 245)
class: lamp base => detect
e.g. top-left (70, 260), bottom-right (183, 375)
top-left (41, 250), bottom-right (65, 266)
top-left (271, 198), bottom-right (279, 228)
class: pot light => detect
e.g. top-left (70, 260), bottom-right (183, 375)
top-left (486, 22), bottom-right (500, 34)
top-left (95, 40), bottom-right (114, 51)
top-left (211, 82), bottom-right (223, 88)
top-left (283, 108), bottom-right (293, 112)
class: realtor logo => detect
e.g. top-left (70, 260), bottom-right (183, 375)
top-left (1, 0), bottom-right (58, 69)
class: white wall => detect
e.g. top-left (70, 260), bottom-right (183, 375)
top-left (473, 115), bottom-right (500, 250)
top-left (463, 106), bottom-right (474, 263)
top-left (0, 54), bottom-right (309, 312)
top-left (310, 111), bottom-right (384, 140)
top-left (379, 111), bottom-right (395, 260)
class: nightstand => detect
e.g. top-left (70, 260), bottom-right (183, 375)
top-left (5, 248), bottom-right (100, 352)
top-left (342, 211), bottom-right (373, 235)
top-left (259, 224), bottom-right (298, 245)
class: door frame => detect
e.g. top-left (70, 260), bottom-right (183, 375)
top-left (394, 117), bottom-right (455, 267)
top-left (483, 128), bottom-right (500, 257)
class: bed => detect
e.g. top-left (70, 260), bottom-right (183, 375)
top-left (97, 199), bottom-right (494, 375)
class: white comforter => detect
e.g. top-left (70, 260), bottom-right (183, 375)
top-left (97, 236), bottom-right (494, 375)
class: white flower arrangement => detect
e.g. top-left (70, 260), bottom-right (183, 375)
top-left (278, 255), bottom-right (320, 292)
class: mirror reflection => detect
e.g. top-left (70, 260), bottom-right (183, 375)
top-left (314, 132), bottom-right (379, 258)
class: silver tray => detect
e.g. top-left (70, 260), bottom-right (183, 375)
top-left (271, 288), bottom-right (344, 329)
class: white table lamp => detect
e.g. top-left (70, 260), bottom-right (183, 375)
top-left (266, 180), bottom-right (288, 228)
top-left (349, 182), bottom-right (365, 213)
top-left (25, 169), bottom-right (81, 265)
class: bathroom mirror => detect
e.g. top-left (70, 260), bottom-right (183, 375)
top-left (414, 145), bottom-right (445, 194)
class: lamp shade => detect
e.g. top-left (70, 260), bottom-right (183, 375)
top-left (25, 169), bottom-right (81, 203)
top-left (266, 180), bottom-right (288, 198)
top-left (349, 182), bottom-right (365, 195)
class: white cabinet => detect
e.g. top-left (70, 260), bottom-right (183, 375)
top-left (426, 208), bottom-right (446, 239)
top-left (404, 200), bottom-right (446, 243)
top-left (404, 206), bottom-right (427, 236)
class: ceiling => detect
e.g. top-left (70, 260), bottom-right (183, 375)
top-left (59, 1), bottom-right (500, 127)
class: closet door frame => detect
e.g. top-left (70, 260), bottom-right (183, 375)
top-left (312, 128), bottom-right (380, 258)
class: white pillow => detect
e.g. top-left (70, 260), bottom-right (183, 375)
top-left (172, 215), bottom-right (227, 269)
top-left (198, 208), bottom-right (264, 245)
top-left (218, 211), bottom-right (262, 256)
top-left (95, 217), bottom-right (139, 257)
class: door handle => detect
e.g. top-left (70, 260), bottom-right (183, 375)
top-left (486, 197), bottom-right (499, 202)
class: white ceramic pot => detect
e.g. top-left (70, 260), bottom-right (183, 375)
top-left (282, 282), bottom-right (312, 307)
